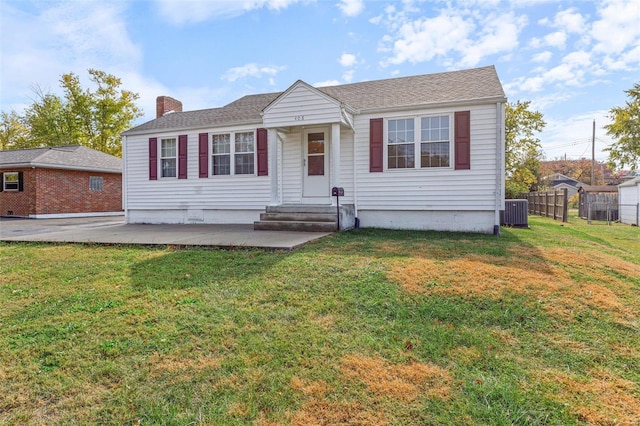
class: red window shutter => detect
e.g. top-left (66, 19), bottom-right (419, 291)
top-left (149, 137), bottom-right (158, 180)
top-left (178, 134), bottom-right (188, 179)
top-left (198, 133), bottom-right (209, 178)
top-left (455, 111), bottom-right (471, 170)
top-left (257, 128), bottom-right (268, 176)
top-left (369, 118), bottom-right (383, 172)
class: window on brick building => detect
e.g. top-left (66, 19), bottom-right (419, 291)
top-left (89, 176), bottom-right (103, 191)
top-left (1, 172), bottom-right (22, 191)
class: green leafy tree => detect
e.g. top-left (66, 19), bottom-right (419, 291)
top-left (0, 111), bottom-right (30, 150)
top-left (605, 82), bottom-right (640, 170)
top-left (505, 100), bottom-right (546, 198)
top-left (1, 69), bottom-right (142, 156)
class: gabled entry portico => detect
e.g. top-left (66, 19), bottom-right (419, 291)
top-left (262, 80), bottom-right (353, 208)
top-left (258, 80), bottom-right (355, 230)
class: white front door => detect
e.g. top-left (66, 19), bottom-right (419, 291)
top-left (303, 129), bottom-right (330, 198)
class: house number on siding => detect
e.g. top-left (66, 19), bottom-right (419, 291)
top-left (294, 115), bottom-right (305, 121)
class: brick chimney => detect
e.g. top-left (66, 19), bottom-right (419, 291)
top-left (156, 96), bottom-right (183, 118)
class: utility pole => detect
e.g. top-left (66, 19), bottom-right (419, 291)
top-left (591, 119), bottom-right (595, 185)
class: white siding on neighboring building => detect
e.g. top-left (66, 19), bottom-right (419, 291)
top-left (263, 83), bottom-right (342, 128)
top-left (619, 178), bottom-right (640, 226)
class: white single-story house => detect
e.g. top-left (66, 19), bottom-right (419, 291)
top-left (122, 66), bottom-right (506, 233)
top-left (619, 177), bottom-right (640, 226)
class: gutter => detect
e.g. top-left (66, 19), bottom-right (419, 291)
top-left (494, 101), bottom-right (505, 236)
top-left (359, 96), bottom-right (508, 115)
top-left (0, 163), bottom-right (121, 174)
top-left (122, 135), bottom-right (128, 222)
top-left (121, 119), bottom-right (264, 137)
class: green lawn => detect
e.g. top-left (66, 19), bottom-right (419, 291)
top-left (1, 215), bottom-right (639, 425)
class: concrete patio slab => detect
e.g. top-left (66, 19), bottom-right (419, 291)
top-left (0, 217), bottom-right (332, 249)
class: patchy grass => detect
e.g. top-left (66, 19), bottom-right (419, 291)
top-left (1, 214), bottom-right (639, 425)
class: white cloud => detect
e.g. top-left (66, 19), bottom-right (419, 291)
top-left (0, 1), bottom-right (141, 112)
top-left (379, 7), bottom-right (525, 68)
top-left (314, 79), bottom-right (341, 87)
top-left (154, 0), bottom-right (303, 25)
top-left (221, 64), bottom-right (285, 82)
top-left (543, 31), bottom-right (567, 49)
top-left (380, 11), bottom-right (474, 66)
top-left (339, 53), bottom-right (357, 67)
top-left (458, 12), bottom-right (526, 67)
top-left (592, 0), bottom-right (640, 59)
top-left (337, 0), bottom-right (363, 17)
top-left (532, 51), bottom-right (553, 63)
top-left (342, 70), bottom-right (355, 83)
top-left (553, 8), bottom-right (587, 34)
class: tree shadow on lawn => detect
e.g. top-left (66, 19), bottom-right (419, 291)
top-left (129, 247), bottom-right (287, 291)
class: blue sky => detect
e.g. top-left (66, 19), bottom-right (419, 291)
top-left (1, 0), bottom-right (639, 163)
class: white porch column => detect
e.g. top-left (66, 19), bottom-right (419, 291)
top-left (331, 123), bottom-right (341, 205)
top-left (268, 128), bottom-right (279, 205)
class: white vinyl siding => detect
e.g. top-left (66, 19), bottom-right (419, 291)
top-left (281, 129), bottom-right (303, 204)
top-left (355, 104), bottom-right (500, 211)
top-left (124, 126), bottom-right (269, 222)
top-left (263, 83), bottom-right (342, 128)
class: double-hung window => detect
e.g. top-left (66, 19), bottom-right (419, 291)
top-left (234, 132), bottom-right (255, 175)
top-left (387, 118), bottom-right (415, 169)
top-left (420, 115), bottom-right (450, 168)
top-left (212, 134), bottom-right (231, 175)
top-left (3, 172), bottom-right (20, 191)
top-left (211, 131), bottom-right (255, 176)
top-left (160, 138), bottom-right (177, 178)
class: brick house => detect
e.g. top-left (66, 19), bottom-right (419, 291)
top-left (0, 146), bottom-right (122, 218)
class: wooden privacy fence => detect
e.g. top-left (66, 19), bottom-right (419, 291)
top-left (524, 189), bottom-right (568, 222)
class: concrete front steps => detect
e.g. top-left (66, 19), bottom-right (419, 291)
top-left (254, 205), bottom-right (338, 232)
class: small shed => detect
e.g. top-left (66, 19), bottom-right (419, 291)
top-left (578, 185), bottom-right (618, 221)
top-left (618, 177), bottom-right (640, 226)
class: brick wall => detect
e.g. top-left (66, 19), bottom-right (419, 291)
top-left (0, 168), bottom-right (36, 216)
top-left (34, 169), bottom-right (122, 215)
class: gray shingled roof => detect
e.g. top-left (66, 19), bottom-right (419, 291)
top-left (0, 145), bottom-right (122, 173)
top-left (123, 66), bottom-right (505, 135)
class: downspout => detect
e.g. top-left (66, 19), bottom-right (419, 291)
top-left (122, 135), bottom-right (128, 223)
top-left (342, 107), bottom-right (359, 223)
top-left (494, 102), bottom-right (505, 236)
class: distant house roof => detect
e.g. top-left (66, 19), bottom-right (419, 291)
top-left (542, 173), bottom-right (585, 188)
top-left (578, 185), bottom-right (619, 193)
top-left (618, 177), bottom-right (640, 188)
top-left (123, 65), bottom-right (506, 135)
top-left (0, 145), bottom-right (122, 173)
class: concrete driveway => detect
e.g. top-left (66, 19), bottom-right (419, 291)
top-left (0, 216), bottom-right (331, 249)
